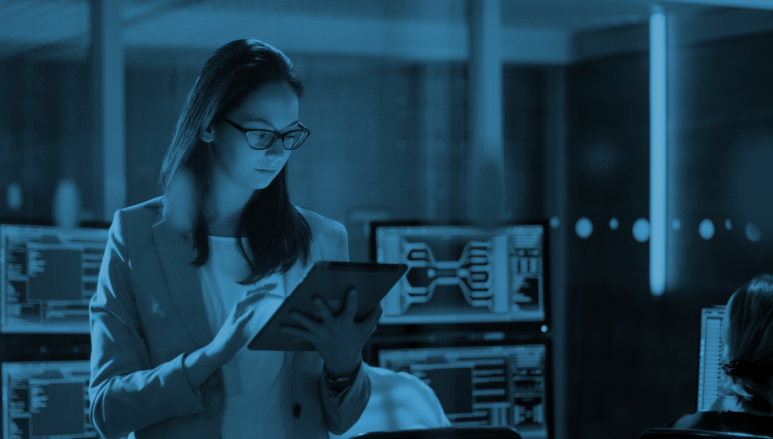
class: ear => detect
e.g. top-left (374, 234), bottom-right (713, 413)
top-left (200, 124), bottom-right (216, 143)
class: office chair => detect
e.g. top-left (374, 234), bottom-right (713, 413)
top-left (349, 426), bottom-right (522, 439)
top-left (639, 428), bottom-right (773, 439)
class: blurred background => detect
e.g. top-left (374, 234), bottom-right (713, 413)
top-left (2, 0), bottom-right (773, 438)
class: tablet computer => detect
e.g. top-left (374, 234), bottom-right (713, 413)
top-left (248, 261), bottom-right (408, 351)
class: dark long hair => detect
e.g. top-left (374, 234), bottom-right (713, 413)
top-left (724, 274), bottom-right (773, 414)
top-left (159, 39), bottom-right (312, 284)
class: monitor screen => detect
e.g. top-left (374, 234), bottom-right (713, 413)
top-left (698, 306), bottom-right (726, 412)
top-left (372, 223), bottom-right (546, 325)
top-left (1, 224), bottom-right (109, 333)
top-left (2, 361), bottom-right (100, 439)
top-left (378, 344), bottom-right (549, 439)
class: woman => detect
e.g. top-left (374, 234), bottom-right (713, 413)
top-left (667, 274), bottom-right (773, 435)
top-left (89, 39), bottom-right (378, 439)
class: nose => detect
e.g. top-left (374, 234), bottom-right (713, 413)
top-left (263, 140), bottom-right (287, 158)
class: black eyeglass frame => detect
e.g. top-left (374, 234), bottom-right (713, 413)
top-left (222, 117), bottom-right (311, 150)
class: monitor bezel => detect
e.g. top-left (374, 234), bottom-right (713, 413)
top-left (0, 217), bottom-right (111, 230)
top-left (368, 219), bottom-right (552, 334)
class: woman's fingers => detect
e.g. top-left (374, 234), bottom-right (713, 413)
top-left (362, 303), bottom-right (382, 335)
top-left (254, 282), bottom-right (278, 294)
top-left (242, 290), bottom-right (269, 305)
top-left (313, 297), bottom-right (335, 322)
top-left (281, 325), bottom-right (304, 336)
top-left (234, 308), bottom-right (255, 326)
top-left (235, 290), bottom-right (269, 315)
top-left (342, 289), bottom-right (357, 320)
top-left (363, 303), bottom-right (382, 325)
top-left (281, 325), bottom-right (315, 344)
top-left (238, 308), bottom-right (255, 322)
top-left (290, 311), bottom-right (322, 333)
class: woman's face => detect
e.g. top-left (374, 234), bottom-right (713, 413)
top-left (205, 80), bottom-right (300, 192)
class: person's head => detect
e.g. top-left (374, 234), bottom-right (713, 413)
top-left (200, 80), bottom-right (303, 197)
top-left (159, 39), bottom-right (312, 284)
top-left (722, 274), bottom-right (773, 414)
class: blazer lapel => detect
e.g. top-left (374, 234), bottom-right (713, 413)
top-left (151, 220), bottom-right (214, 348)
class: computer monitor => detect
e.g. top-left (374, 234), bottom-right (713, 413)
top-left (376, 343), bottom-right (551, 439)
top-left (1, 224), bottom-right (110, 333)
top-left (2, 361), bottom-right (99, 439)
top-left (370, 221), bottom-right (548, 326)
top-left (697, 305), bottom-right (726, 412)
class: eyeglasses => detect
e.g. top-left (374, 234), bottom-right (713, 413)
top-left (222, 117), bottom-right (311, 150)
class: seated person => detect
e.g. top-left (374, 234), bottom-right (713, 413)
top-left (666, 274), bottom-right (773, 436)
top-left (330, 362), bottom-right (452, 439)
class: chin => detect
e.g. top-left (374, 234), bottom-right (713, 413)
top-left (249, 178), bottom-right (275, 190)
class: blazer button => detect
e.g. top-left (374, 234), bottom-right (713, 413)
top-left (292, 404), bottom-right (301, 418)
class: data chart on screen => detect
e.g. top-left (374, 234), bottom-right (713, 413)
top-left (378, 344), bottom-right (549, 439)
top-left (698, 306), bottom-right (726, 412)
top-left (2, 361), bottom-right (100, 439)
top-left (1, 224), bottom-right (108, 333)
top-left (375, 225), bottom-right (545, 324)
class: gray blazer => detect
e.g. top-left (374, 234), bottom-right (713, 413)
top-left (89, 197), bottom-right (370, 439)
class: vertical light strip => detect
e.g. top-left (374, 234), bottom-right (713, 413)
top-left (650, 7), bottom-right (667, 296)
top-left (91, 0), bottom-right (126, 221)
top-left (467, 0), bottom-right (505, 226)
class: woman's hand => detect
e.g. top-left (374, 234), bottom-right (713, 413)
top-left (204, 284), bottom-right (276, 367)
top-left (281, 288), bottom-right (381, 378)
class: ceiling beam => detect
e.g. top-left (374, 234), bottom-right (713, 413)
top-left (122, 6), bottom-right (572, 64)
top-left (669, 0), bottom-right (773, 10)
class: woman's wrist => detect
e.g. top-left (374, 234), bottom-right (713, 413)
top-left (323, 354), bottom-right (361, 380)
top-left (183, 347), bottom-right (222, 390)
top-left (324, 361), bottom-right (361, 388)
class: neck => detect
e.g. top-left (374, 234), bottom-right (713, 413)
top-left (204, 172), bottom-right (259, 232)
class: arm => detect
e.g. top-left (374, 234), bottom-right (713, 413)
top-left (319, 224), bottom-right (371, 434)
top-left (320, 358), bottom-right (371, 435)
top-left (89, 210), bottom-right (209, 438)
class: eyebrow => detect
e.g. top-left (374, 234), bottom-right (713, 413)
top-left (242, 118), bottom-right (300, 130)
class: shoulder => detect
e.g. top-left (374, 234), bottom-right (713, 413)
top-left (668, 412), bottom-right (721, 429)
top-left (363, 364), bottom-right (435, 400)
top-left (294, 205), bottom-right (346, 239)
top-left (361, 364), bottom-right (450, 427)
top-left (106, 197), bottom-right (164, 242)
top-left (668, 410), bottom-right (773, 434)
top-left (120, 196), bottom-right (164, 216)
top-left (114, 197), bottom-right (164, 227)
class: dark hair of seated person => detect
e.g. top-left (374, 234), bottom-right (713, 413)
top-left (666, 274), bottom-right (773, 436)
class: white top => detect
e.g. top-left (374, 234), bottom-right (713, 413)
top-left (329, 363), bottom-right (452, 439)
top-left (198, 236), bottom-right (292, 439)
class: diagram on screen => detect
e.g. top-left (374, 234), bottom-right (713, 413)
top-left (376, 225), bottom-right (545, 324)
